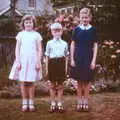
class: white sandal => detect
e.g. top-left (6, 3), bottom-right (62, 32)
top-left (29, 104), bottom-right (35, 112)
top-left (21, 104), bottom-right (28, 112)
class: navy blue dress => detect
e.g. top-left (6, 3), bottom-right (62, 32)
top-left (70, 26), bottom-right (98, 83)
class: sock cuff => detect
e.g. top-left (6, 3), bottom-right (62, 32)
top-left (78, 99), bottom-right (83, 104)
top-left (57, 101), bottom-right (63, 106)
top-left (51, 101), bottom-right (56, 106)
top-left (29, 99), bottom-right (34, 105)
top-left (22, 99), bottom-right (28, 105)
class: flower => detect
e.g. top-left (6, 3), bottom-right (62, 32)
top-left (111, 55), bottom-right (117, 59)
top-left (115, 49), bottom-right (120, 53)
top-left (101, 45), bottom-right (106, 48)
top-left (109, 45), bottom-right (114, 49)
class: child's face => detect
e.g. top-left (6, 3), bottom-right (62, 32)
top-left (80, 14), bottom-right (91, 26)
top-left (51, 29), bottom-right (63, 39)
top-left (24, 19), bottom-right (34, 31)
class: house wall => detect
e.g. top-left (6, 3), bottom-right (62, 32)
top-left (0, 0), bottom-right (55, 16)
top-left (16, 0), bottom-right (55, 16)
top-left (0, 0), bottom-right (10, 11)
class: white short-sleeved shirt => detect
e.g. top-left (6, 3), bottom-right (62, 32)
top-left (45, 38), bottom-right (69, 58)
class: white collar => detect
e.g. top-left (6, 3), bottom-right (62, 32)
top-left (53, 38), bottom-right (62, 42)
top-left (79, 24), bottom-right (92, 30)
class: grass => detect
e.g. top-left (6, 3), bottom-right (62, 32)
top-left (0, 93), bottom-right (120, 120)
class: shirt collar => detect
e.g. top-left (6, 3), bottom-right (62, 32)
top-left (53, 38), bottom-right (62, 42)
top-left (79, 24), bottom-right (92, 30)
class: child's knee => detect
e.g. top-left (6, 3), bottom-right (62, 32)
top-left (49, 83), bottom-right (56, 90)
top-left (57, 84), bottom-right (64, 90)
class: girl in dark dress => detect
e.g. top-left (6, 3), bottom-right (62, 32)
top-left (70, 8), bottom-right (98, 112)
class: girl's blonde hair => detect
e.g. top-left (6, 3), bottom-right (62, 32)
top-left (79, 7), bottom-right (92, 18)
top-left (20, 15), bottom-right (36, 30)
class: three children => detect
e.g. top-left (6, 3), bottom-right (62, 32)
top-left (9, 7), bottom-right (98, 113)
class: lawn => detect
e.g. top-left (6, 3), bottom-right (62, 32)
top-left (0, 93), bottom-right (120, 120)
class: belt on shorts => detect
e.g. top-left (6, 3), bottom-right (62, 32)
top-left (49, 57), bottom-right (65, 62)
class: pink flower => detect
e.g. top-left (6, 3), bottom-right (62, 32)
top-left (115, 49), bottom-right (120, 53)
top-left (101, 45), bottom-right (106, 48)
top-left (109, 41), bottom-right (114, 45)
top-left (111, 55), bottom-right (117, 59)
top-left (109, 46), bottom-right (114, 49)
top-left (103, 40), bottom-right (109, 45)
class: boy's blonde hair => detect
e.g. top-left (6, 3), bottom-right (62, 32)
top-left (20, 15), bottom-right (36, 30)
top-left (79, 7), bottom-right (92, 18)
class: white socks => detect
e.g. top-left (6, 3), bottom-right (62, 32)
top-left (22, 99), bottom-right (28, 109)
top-left (51, 101), bottom-right (56, 106)
top-left (22, 99), bottom-right (34, 108)
top-left (22, 99), bottom-right (28, 105)
top-left (83, 99), bottom-right (88, 105)
top-left (78, 99), bottom-right (83, 105)
top-left (28, 99), bottom-right (35, 109)
top-left (57, 101), bottom-right (62, 107)
top-left (51, 101), bottom-right (63, 107)
top-left (77, 99), bottom-right (88, 105)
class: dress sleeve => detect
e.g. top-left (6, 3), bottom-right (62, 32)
top-left (16, 32), bottom-right (21, 41)
top-left (37, 32), bottom-right (43, 41)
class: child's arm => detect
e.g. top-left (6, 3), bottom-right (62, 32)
top-left (45, 42), bottom-right (50, 77)
top-left (91, 42), bottom-right (98, 69)
top-left (15, 39), bottom-right (21, 70)
top-left (36, 39), bottom-right (42, 70)
top-left (70, 40), bottom-right (75, 67)
top-left (65, 55), bottom-right (69, 76)
top-left (45, 56), bottom-right (49, 77)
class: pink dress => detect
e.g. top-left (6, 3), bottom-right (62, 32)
top-left (9, 30), bottom-right (43, 82)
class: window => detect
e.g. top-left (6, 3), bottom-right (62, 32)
top-left (28, 0), bottom-right (36, 7)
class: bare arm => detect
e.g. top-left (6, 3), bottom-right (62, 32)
top-left (70, 40), bottom-right (75, 66)
top-left (36, 39), bottom-right (42, 70)
top-left (15, 39), bottom-right (21, 62)
top-left (45, 56), bottom-right (49, 77)
top-left (65, 55), bottom-right (69, 75)
top-left (92, 42), bottom-right (98, 64)
top-left (91, 42), bottom-right (98, 69)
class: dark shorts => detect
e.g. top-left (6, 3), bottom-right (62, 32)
top-left (48, 57), bottom-right (65, 84)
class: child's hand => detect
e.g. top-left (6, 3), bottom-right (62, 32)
top-left (35, 63), bottom-right (41, 71)
top-left (16, 62), bottom-right (21, 71)
top-left (90, 62), bottom-right (96, 70)
top-left (44, 68), bottom-right (48, 81)
top-left (70, 60), bottom-right (75, 67)
top-left (46, 69), bottom-right (48, 76)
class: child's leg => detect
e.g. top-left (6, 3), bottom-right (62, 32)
top-left (20, 82), bottom-right (28, 111)
top-left (49, 83), bottom-right (56, 104)
top-left (57, 84), bottom-right (64, 105)
top-left (76, 82), bottom-right (83, 110)
top-left (83, 82), bottom-right (91, 102)
top-left (49, 83), bottom-right (57, 112)
top-left (27, 82), bottom-right (36, 111)
top-left (82, 82), bottom-right (91, 111)
top-left (56, 84), bottom-right (64, 112)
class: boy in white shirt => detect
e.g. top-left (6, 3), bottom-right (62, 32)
top-left (45, 22), bottom-right (69, 113)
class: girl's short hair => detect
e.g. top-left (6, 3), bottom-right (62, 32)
top-left (20, 15), bottom-right (36, 30)
top-left (79, 7), bottom-right (92, 18)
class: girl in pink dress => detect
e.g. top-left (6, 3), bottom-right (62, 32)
top-left (9, 15), bottom-right (43, 112)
